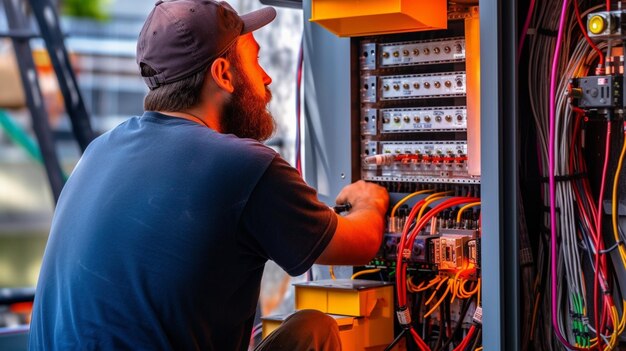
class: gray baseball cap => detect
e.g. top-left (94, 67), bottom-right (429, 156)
top-left (137, 0), bottom-right (276, 89)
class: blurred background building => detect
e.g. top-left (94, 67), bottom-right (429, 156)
top-left (0, 0), bottom-right (302, 290)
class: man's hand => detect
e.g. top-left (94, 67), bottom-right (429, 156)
top-left (316, 181), bottom-right (389, 265)
top-left (335, 180), bottom-right (389, 216)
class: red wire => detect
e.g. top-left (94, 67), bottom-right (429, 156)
top-left (453, 325), bottom-right (476, 351)
top-left (395, 198), bottom-right (428, 305)
top-left (410, 327), bottom-right (430, 350)
top-left (393, 196), bottom-right (478, 351)
top-left (574, 0), bottom-right (605, 65)
top-left (397, 197), bottom-right (479, 307)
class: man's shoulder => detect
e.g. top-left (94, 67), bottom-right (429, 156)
top-left (211, 133), bottom-right (277, 158)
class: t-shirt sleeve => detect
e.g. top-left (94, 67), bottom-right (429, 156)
top-left (239, 155), bottom-right (337, 276)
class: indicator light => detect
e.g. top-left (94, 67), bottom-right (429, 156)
top-left (588, 15), bottom-right (606, 35)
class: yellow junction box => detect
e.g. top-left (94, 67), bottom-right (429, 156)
top-left (310, 0), bottom-right (447, 37)
top-left (262, 279), bottom-right (394, 351)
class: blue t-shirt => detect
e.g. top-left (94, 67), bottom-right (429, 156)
top-left (28, 112), bottom-right (337, 350)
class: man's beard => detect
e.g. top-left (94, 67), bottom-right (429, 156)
top-left (221, 73), bottom-right (275, 142)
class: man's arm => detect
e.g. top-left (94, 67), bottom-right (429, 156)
top-left (316, 181), bottom-right (389, 265)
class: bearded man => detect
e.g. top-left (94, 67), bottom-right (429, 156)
top-left (28, 1), bottom-right (388, 350)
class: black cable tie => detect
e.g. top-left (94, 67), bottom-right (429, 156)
top-left (536, 27), bottom-right (558, 37)
top-left (537, 172), bottom-right (587, 183)
top-left (599, 240), bottom-right (623, 254)
top-left (542, 206), bottom-right (561, 214)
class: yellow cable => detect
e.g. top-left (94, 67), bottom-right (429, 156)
top-left (416, 276), bottom-right (441, 292)
top-left (618, 300), bottom-right (626, 332)
top-left (424, 190), bottom-right (454, 202)
top-left (407, 276), bottom-right (420, 292)
top-left (603, 302), bottom-right (626, 351)
top-left (424, 276), bottom-right (449, 305)
top-left (611, 130), bottom-right (626, 269)
top-left (351, 268), bottom-right (380, 280)
top-left (593, 305), bottom-right (618, 351)
top-left (329, 266), bottom-right (336, 280)
top-left (450, 267), bottom-right (474, 302)
top-left (450, 269), bottom-right (464, 303)
top-left (475, 347), bottom-right (483, 351)
top-left (450, 277), bottom-right (457, 303)
top-left (390, 189), bottom-right (434, 218)
top-left (456, 279), bottom-right (467, 299)
top-left (456, 202), bottom-right (481, 223)
top-left (415, 190), bottom-right (454, 224)
top-left (459, 279), bottom-right (479, 298)
top-left (607, 305), bottom-right (618, 350)
top-left (417, 196), bottom-right (445, 222)
top-left (424, 284), bottom-right (451, 318)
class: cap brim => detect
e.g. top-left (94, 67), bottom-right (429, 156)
top-left (241, 7), bottom-right (277, 34)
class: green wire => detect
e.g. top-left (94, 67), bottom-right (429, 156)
top-left (0, 109), bottom-right (43, 163)
top-left (0, 109), bottom-right (68, 180)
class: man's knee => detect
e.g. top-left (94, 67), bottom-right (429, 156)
top-left (256, 310), bottom-right (342, 351)
top-left (284, 309), bottom-right (337, 330)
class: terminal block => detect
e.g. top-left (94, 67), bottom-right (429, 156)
top-left (570, 75), bottom-right (625, 119)
top-left (438, 234), bottom-right (470, 270)
top-left (424, 230), bottom-right (478, 270)
top-left (573, 75), bottom-right (621, 108)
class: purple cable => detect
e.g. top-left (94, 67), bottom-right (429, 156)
top-left (295, 38), bottom-right (303, 175)
top-left (549, 0), bottom-right (579, 349)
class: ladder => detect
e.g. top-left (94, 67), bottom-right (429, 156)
top-left (1, 0), bottom-right (94, 202)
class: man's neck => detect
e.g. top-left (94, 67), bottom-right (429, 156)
top-left (158, 110), bottom-right (220, 132)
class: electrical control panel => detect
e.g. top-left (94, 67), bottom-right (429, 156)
top-left (358, 19), bottom-right (480, 185)
top-left (350, 11), bottom-right (482, 349)
top-left (304, 3), bottom-right (483, 350)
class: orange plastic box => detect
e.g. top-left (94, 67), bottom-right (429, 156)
top-left (310, 0), bottom-right (447, 37)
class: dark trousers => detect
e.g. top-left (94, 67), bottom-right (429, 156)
top-left (254, 310), bottom-right (342, 351)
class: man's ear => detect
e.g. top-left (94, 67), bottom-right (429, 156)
top-left (210, 57), bottom-right (235, 93)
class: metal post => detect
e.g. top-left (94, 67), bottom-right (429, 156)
top-left (480, 0), bottom-right (520, 349)
top-left (3, 0), bottom-right (64, 202)
top-left (29, 0), bottom-right (94, 151)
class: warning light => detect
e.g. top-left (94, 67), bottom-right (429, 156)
top-left (588, 15), bottom-right (606, 35)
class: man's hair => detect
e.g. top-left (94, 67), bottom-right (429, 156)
top-left (142, 45), bottom-right (239, 111)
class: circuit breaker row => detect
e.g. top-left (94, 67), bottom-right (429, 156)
top-left (359, 35), bottom-right (477, 184)
top-left (361, 141), bottom-right (475, 183)
top-left (361, 72), bottom-right (466, 101)
top-left (361, 106), bottom-right (467, 135)
top-left (360, 37), bottom-right (466, 70)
